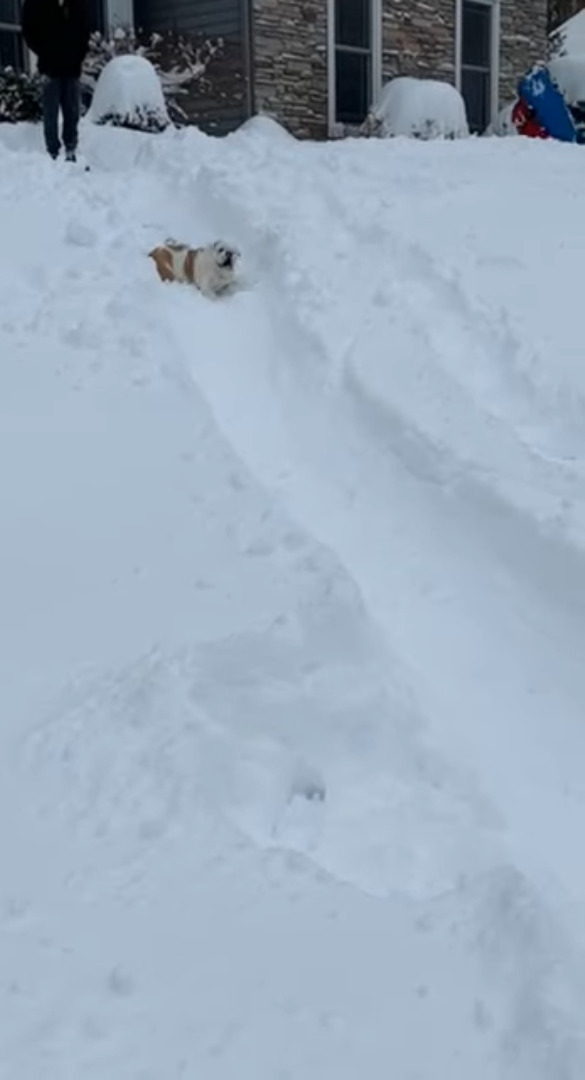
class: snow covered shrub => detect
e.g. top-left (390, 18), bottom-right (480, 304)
top-left (81, 27), bottom-right (223, 126)
top-left (0, 68), bottom-right (43, 124)
top-left (363, 77), bottom-right (469, 140)
top-left (87, 54), bottom-right (170, 132)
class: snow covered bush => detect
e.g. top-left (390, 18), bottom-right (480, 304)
top-left (87, 54), bottom-right (170, 132)
top-left (236, 114), bottom-right (296, 142)
top-left (0, 27), bottom-right (222, 127)
top-left (0, 68), bottom-right (43, 124)
top-left (81, 28), bottom-right (223, 126)
top-left (363, 77), bottom-right (469, 140)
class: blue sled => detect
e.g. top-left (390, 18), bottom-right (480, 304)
top-left (518, 65), bottom-right (577, 143)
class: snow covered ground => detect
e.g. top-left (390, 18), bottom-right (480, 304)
top-left (2, 116), bottom-right (585, 1078)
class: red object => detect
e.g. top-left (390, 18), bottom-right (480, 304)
top-left (512, 98), bottom-right (549, 139)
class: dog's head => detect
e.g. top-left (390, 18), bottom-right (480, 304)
top-left (210, 240), bottom-right (241, 272)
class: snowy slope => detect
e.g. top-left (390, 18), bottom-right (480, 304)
top-left (2, 118), bottom-right (585, 1079)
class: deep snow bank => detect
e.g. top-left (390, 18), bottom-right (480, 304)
top-left (2, 119), bottom-right (585, 1079)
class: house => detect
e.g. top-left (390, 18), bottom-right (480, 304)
top-left (2, 0), bottom-right (548, 136)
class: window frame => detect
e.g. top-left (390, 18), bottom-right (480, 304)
top-left (328, 0), bottom-right (382, 136)
top-left (456, 0), bottom-right (500, 132)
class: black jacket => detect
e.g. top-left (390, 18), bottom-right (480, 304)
top-left (22, 0), bottom-right (90, 79)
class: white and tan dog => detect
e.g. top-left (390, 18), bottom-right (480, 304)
top-left (149, 238), bottom-right (241, 299)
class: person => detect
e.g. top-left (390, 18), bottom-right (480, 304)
top-left (22, 0), bottom-right (90, 162)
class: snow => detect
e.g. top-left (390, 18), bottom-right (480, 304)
top-left (551, 8), bottom-right (585, 58)
top-left (550, 9), bottom-right (585, 105)
top-left (484, 100), bottom-right (518, 136)
top-left (238, 113), bottom-right (296, 142)
top-left (87, 54), bottom-right (170, 131)
top-left (368, 75), bottom-right (469, 139)
top-left (2, 116), bottom-right (585, 1078)
top-left (549, 55), bottom-right (585, 107)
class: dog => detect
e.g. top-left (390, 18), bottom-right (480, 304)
top-left (148, 238), bottom-right (241, 299)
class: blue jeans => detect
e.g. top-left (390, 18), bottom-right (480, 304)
top-left (42, 76), bottom-right (80, 158)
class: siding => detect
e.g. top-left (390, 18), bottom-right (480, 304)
top-left (134, 0), bottom-right (241, 39)
top-left (133, 0), bottom-right (249, 134)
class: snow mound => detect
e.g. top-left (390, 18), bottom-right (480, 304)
top-left (550, 10), bottom-right (585, 106)
top-left (88, 54), bottom-right (170, 133)
top-left (550, 8), bottom-right (585, 59)
top-left (484, 101), bottom-right (518, 137)
top-left (367, 76), bottom-right (469, 139)
top-left (549, 55), bottom-right (585, 106)
top-left (235, 114), bottom-right (295, 142)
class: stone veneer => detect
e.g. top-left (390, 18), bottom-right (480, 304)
top-left (251, 0), bottom-right (328, 139)
top-left (382, 0), bottom-right (456, 85)
top-left (251, 0), bottom-right (548, 138)
top-left (499, 0), bottom-right (548, 104)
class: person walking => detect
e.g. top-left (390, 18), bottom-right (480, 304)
top-left (22, 0), bottom-right (90, 162)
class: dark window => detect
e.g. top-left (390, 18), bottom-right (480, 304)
top-left (0, 28), bottom-right (23, 70)
top-left (461, 0), bottom-right (493, 133)
top-left (0, 0), bottom-right (24, 72)
top-left (336, 49), bottom-right (370, 124)
top-left (336, 0), bottom-right (370, 49)
top-left (87, 0), bottom-right (105, 34)
top-left (334, 0), bottom-right (373, 125)
top-left (0, 0), bottom-right (19, 24)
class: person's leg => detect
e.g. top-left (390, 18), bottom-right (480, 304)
top-left (42, 77), bottom-right (61, 159)
top-left (60, 78), bottom-right (80, 160)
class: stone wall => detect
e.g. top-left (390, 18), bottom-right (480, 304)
top-left (499, 0), bottom-right (548, 104)
top-left (382, 0), bottom-right (548, 116)
top-left (250, 0), bottom-right (548, 140)
top-left (251, 0), bottom-right (328, 139)
top-left (382, 0), bottom-right (456, 84)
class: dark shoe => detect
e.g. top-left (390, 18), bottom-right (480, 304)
top-left (65, 149), bottom-right (77, 163)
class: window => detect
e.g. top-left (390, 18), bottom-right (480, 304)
top-left (460, 0), bottom-right (496, 133)
top-left (332, 0), bottom-right (380, 127)
top-left (88, 0), bottom-right (105, 36)
top-left (0, 0), bottom-right (24, 73)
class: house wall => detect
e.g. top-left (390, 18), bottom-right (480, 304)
top-left (499, 0), bottom-right (548, 104)
top-left (251, 0), bottom-right (328, 139)
top-left (381, 0), bottom-right (548, 113)
top-left (250, 0), bottom-right (548, 139)
top-left (382, 0), bottom-right (456, 85)
top-left (132, 0), bottom-right (250, 133)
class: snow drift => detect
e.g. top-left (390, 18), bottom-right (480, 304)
top-left (1, 114), bottom-right (585, 1079)
top-left (550, 8), bottom-right (585, 106)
